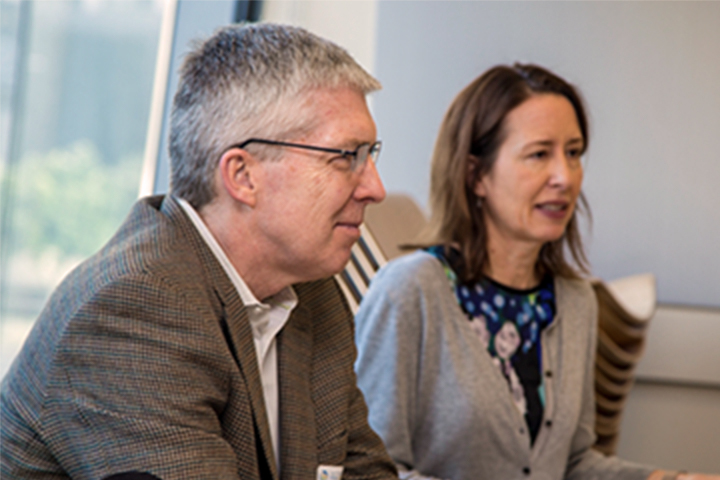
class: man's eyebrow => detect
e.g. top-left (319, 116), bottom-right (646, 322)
top-left (348, 134), bottom-right (376, 144)
top-left (336, 138), bottom-right (375, 150)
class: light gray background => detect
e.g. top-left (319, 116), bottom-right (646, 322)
top-left (372, 1), bottom-right (720, 308)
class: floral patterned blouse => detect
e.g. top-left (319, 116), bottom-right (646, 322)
top-left (426, 245), bottom-right (556, 444)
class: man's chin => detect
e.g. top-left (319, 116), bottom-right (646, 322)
top-left (328, 247), bottom-right (356, 277)
top-left (333, 248), bottom-right (354, 273)
top-left (296, 249), bottom-right (353, 284)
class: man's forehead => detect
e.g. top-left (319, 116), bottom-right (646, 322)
top-left (294, 86), bottom-right (368, 113)
top-left (295, 87), bottom-right (376, 141)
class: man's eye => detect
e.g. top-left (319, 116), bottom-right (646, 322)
top-left (330, 154), bottom-right (353, 169)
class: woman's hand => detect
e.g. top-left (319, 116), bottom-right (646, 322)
top-left (648, 470), bottom-right (720, 480)
top-left (678, 475), bottom-right (720, 480)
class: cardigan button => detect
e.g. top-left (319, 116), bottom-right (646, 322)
top-left (545, 419), bottom-right (553, 427)
top-left (523, 467), bottom-right (531, 475)
top-left (545, 370), bottom-right (553, 378)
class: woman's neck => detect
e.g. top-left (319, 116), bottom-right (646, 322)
top-left (483, 236), bottom-right (542, 290)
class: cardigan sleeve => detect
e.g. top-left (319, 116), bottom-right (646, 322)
top-left (354, 258), bottom-right (445, 480)
top-left (564, 283), bottom-right (655, 480)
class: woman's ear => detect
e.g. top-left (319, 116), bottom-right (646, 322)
top-left (473, 178), bottom-right (487, 198)
top-left (467, 154), bottom-right (487, 198)
top-left (218, 148), bottom-right (257, 208)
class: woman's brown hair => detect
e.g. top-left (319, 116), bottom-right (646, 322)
top-left (424, 63), bottom-right (591, 283)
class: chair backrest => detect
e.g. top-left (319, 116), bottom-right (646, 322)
top-left (363, 193), bottom-right (428, 261)
top-left (335, 224), bottom-right (388, 314)
top-left (336, 194), bottom-right (427, 314)
top-left (591, 273), bottom-right (656, 455)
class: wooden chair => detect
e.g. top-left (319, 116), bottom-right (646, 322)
top-left (335, 224), bottom-right (388, 314)
top-left (591, 273), bottom-right (656, 455)
top-left (336, 194), bottom-right (427, 314)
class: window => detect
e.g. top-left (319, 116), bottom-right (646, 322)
top-left (0, 0), bottom-right (164, 376)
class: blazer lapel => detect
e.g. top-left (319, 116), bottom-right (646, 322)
top-left (222, 291), bottom-right (279, 480)
top-left (277, 303), bottom-right (316, 480)
top-left (160, 196), bottom-right (278, 480)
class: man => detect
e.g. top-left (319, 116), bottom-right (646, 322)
top-left (1, 23), bottom-right (396, 480)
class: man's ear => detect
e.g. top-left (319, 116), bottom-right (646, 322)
top-left (218, 148), bottom-right (258, 208)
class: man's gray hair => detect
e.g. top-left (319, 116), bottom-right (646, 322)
top-left (168, 23), bottom-right (382, 208)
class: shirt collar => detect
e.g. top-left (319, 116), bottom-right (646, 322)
top-left (175, 196), bottom-right (298, 309)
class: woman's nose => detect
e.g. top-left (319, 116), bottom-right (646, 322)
top-left (548, 154), bottom-right (574, 189)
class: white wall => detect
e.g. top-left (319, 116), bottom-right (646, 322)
top-left (262, 0), bottom-right (377, 77)
top-left (618, 382), bottom-right (720, 473)
top-left (623, 305), bottom-right (720, 471)
top-left (371, 0), bottom-right (720, 309)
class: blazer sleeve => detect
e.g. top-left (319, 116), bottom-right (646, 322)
top-left (341, 364), bottom-right (400, 480)
top-left (564, 284), bottom-right (655, 480)
top-left (41, 274), bottom-right (243, 480)
top-left (308, 277), bottom-right (397, 480)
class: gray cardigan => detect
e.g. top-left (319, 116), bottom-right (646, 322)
top-left (355, 251), bottom-right (655, 480)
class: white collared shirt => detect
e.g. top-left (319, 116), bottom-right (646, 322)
top-left (177, 197), bottom-right (297, 472)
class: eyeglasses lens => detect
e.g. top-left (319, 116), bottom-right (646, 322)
top-left (352, 142), bottom-right (381, 171)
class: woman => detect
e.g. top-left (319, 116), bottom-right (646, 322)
top-left (354, 64), bottom-right (715, 480)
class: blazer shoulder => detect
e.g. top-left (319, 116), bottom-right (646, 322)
top-left (101, 196), bottom-right (212, 288)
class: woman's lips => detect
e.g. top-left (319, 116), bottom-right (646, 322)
top-left (535, 201), bottom-right (570, 220)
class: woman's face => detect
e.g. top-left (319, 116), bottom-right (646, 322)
top-left (474, 93), bottom-right (584, 253)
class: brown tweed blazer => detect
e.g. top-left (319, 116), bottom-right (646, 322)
top-left (0, 195), bottom-right (397, 480)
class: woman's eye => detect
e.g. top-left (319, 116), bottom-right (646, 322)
top-left (529, 150), bottom-right (548, 160)
top-left (567, 148), bottom-right (584, 166)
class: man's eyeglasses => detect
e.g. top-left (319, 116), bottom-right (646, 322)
top-left (228, 138), bottom-right (382, 172)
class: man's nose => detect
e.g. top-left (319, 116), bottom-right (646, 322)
top-left (355, 158), bottom-right (386, 204)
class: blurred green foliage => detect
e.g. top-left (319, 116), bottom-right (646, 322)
top-left (6, 140), bottom-right (141, 260)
